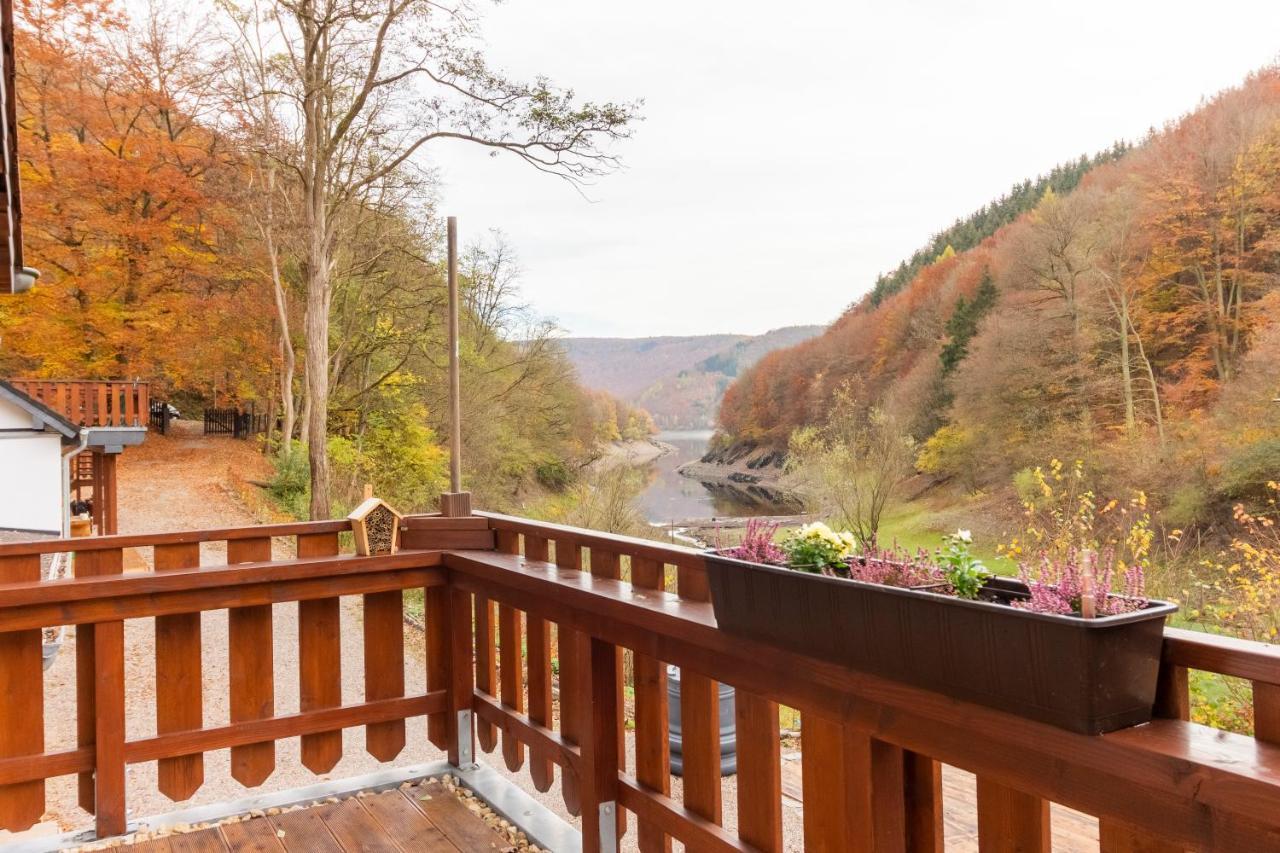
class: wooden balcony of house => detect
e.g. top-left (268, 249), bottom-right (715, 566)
top-left (0, 512), bottom-right (1277, 852)
top-left (7, 380), bottom-right (149, 429)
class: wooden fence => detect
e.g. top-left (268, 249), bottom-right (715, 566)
top-left (0, 513), bottom-right (1277, 851)
top-left (9, 380), bottom-right (149, 428)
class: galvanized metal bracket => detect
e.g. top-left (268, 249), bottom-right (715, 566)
top-left (597, 801), bottom-right (618, 853)
top-left (456, 710), bottom-right (475, 767)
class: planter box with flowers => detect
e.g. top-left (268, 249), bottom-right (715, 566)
top-left (705, 521), bottom-right (1177, 734)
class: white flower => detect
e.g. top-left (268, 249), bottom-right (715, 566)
top-left (955, 529), bottom-right (972, 544)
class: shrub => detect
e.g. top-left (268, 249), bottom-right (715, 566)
top-left (1219, 439), bottom-right (1280, 503)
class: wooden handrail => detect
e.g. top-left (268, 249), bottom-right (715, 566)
top-left (0, 519), bottom-right (353, 556)
top-left (1163, 625), bottom-right (1280, 682)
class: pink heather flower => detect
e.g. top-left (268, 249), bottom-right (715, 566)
top-left (1016, 548), bottom-right (1148, 616)
top-left (721, 518), bottom-right (786, 565)
top-left (847, 541), bottom-right (945, 588)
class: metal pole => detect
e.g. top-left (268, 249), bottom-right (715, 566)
top-left (447, 216), bottom-right (462, 493)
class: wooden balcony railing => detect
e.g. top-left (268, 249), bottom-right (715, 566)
top-left (0, 512), bottom-right (1277, 851)
top-left (9, 379), bottom-right (149, 428)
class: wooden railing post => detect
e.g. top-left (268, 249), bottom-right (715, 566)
top-left (1099, 659), bottom-right (1189, 853)
top-left (497, 530), bottom-right (526, 772)
top-left (73, 547), bottom-right (127, 838)
top-left (581, 636), bottom-right (621, 853)
top-left (976, 777), bottom-right (1050, 853)
top-left (675, 558), bottom-right (721, 827)
top-left (0, 554), bottom-right (44, 832)
top-left (446, 585), bottom-right (475, 768)
top-left (524, 534), bottom-right (555, 792)
top-left (555, 537), bottom-right (586, 815)
top-left (426, 582), bottom-right (450, 749)
top-left (630, 556), bottom-right (672, 853)
top-left (154, 542), bottom-right (203, 801)
top-left (735, 690), bottom-right (782, 851)
top-left (93, 613), bottom-right (126, 838)
top-left (227, 537), bottom-right (275, 787)
top-left (297, 532), bottom-right (342, 773)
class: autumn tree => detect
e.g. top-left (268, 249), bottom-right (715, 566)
top-left (785, 383), bottom-right (916, 548)
top-left (227, 0), bottom-right (639, 518)
top-left (0, 0), bottom-right (275, 396)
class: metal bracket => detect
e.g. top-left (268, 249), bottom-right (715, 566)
top-left (456, 710), bottom-right (475, 767)
top-left (598, 801), bottom-right (618, 853)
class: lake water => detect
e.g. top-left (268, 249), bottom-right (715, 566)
top-left (637, 430), bottom-right (795, 524)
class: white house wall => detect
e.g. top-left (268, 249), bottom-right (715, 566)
top-left (0, 394), bottom-right (37, 429)
top-left (0, 430), bottom-right (63, 534)
top-left (0, 393), bottom-right (68, 532)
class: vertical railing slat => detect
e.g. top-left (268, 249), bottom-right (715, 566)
top-left (582, 635), bottom-right (622, 853)
top-left (524, 534), bottom-right (555, 792)
top-left (474, 582), bottom-right (498, 754)
top-left (735, 690), bottom-right (782, 852)
top-left (154, 542), bottom-right (204, 801)
top-left (976, 777), bottom-right (1050, 853)
top-left (425, 578), bottom-right (449, 749)
top-left (446, 586), bottom-right (475, 768)
top-left (588, 548), bottom-right (628, 836)
top-left (903, 751), bottom-right (944, 853)
top-left (801, 713), bottom-right (859, 851)
top-left (1252, 680), bottom-right (1279, 744)
top-left (675, 556), bottom-right (721, 827)
top-left (499, 602), bottom-right (526, 771)
top-left (75, 548), bottom-right (123, 813)
top-left (0, 554), bottom-right (45, 832)
top-left (630, 556), bottom-right (671, 853)
top-left (227, 537), bottom-right (275, 786)
top-left (363, 587), bottom-right (406, 761)
top-left (555, 537), bottom-right (585, 815)
top-left (495, 530), bottom-right (526, 770)
top-left (297, 532), bottom-right (342, 773)
top-left (71, 548), bottom-right (127, 838)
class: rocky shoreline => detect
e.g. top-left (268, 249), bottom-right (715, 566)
top-left (591, 436), bottom-right (677, 469)
top-left (675, 440), bottom-right (787, 487)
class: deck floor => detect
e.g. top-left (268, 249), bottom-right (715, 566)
top-left (108, 781), bottom-right (515, 853)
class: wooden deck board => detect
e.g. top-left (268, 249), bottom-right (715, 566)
top-left (361, 789), bottom-right (457, 852)
top-left (100, 782), bottom-right (510, 853)
top-left (124, 828), bottom-right (229, 853)
top-left (217, 819), bottom-right (286, 853)
top-left (409, 780), bottom-right (517, 851)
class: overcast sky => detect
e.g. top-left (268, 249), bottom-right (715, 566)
top-left (428, 1), bottom-right (1280, 338)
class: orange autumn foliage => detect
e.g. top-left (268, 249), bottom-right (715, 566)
top-left (0, 0), bottom-right (275, 399)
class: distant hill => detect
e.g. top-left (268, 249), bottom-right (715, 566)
top-left (561, 326), bottom-right (824, 429)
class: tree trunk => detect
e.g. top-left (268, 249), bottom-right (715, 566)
top-left (304, 201), bottom-right (331, 518)
top-left (263, 195), bottom-right (296, 460)
top-left (1118, 292), bottom-right (1135, 432)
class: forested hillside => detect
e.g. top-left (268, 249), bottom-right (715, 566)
top-left (0, 0), bottom-right (637, 514)
top-left (563, 326), bottom-right (823, 428)
top-left (718, 68), bottom-right (1280, 532)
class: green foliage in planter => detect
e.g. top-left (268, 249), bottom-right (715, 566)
top-left (936, 530), bottom-right (989, 599)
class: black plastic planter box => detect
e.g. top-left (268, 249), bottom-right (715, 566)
top-left (705, 553), bottom-right (1178, 734)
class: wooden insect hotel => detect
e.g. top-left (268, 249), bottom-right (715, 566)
top-left (348, 497), bottom-right (403, 556)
